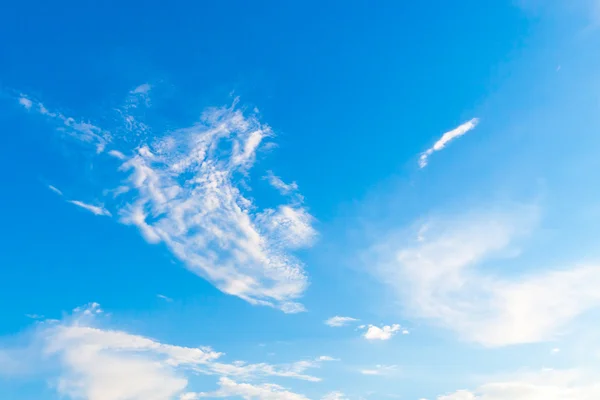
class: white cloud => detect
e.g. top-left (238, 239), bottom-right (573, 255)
top-left (359, 365), bottom-right (398, 376)
top-left (436, 369), bottom-right (600, 400)
top-left (48, 185), bottom-right (63, 196)
top-left (325, 316), bottom-right (359, 327)
top-left (1, 304), bottom-right (324, 399)
top-left (185, 377), bottom-right (309, 400)
top-left (317, 356), bottom-right (338, 362)
top-left (68, 200), bottom-right (112, 217)
top-left (157, 294), bottom-right (173, 302)
top-left (322, 391), bottom-right (349, 400)
top-left (419, 118), bottom-right (479, 168)
top-left (17, 96), bottom-right (110, 153)
top-left (19, 97), bottom-right (33, 109)
top-left (362, 324), bottom-right (401, 341)
top-left (21, 90), bottom-right (317, 313)
top-left (265, 171), bottom-right (299, 195)
top-left (369, 206), bottom-right (600, 346)
top-left (115, 104), bottom-right (316, 312)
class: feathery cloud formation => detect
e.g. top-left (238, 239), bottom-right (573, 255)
top-left (369, 205), bottom-right (600, 346)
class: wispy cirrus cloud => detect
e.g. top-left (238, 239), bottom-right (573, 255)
top-left (18, 96), bottom-right (110, 153)
top-left (68, 200), bottom-right (112, 217)
top-left (368, 205), bottom-right (600, 346)
top-left (48, 185), bottom-right (63, 196)
top-left (419, 118), bottom-right (479, 168)
top-left (264, 171), bottom-right (299, 195)
top-left (359, 364), bottom-right (398, 376)
top-left (324, 316), bottom-right (359, 327)
top-left (18, 87), bottom-right (318, 313)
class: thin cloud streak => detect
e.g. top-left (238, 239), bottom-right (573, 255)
top-left (68, 200), bottom-right (112, 217)
top-left (419, 118), bottom-right (479, 168)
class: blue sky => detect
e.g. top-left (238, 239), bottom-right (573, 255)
top-left (1, 1), bottom-right (600, 399)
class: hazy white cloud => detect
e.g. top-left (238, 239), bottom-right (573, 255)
top-left (157, 294), bottom-right (173, 302)
top-left (436, 369), bottom-right (600, 400)
top-left (48, 185), bottom-right (63, 196)
top-left (265, 171), bottom-right (299, 195)
top-left (68, 200), bottom-right (112, 217)
top-left (322, 391), bottom-right (349, 400)
top-left (325, 316), bottom-right (359, 327)
top-left (419, 118), bottom-right (479, 168)
top-left (368, 205), bottom-right (600, 346)
top-left (185, 377), bottom-right (309, 400)
top-left (363, 324), bottom-right (401, 341)
top-left (360, 365), bottom-right (398, 376)
top-left (19, 97), bottom-right (33, 109)
top-left (317, 356), bottom-right (338, 362)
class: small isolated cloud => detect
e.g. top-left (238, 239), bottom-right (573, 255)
top-left (322, 391), bottom-right (349, 400)
top-left (48, 185), bottom-right (63, 196)
top-left (360, 365), bottom-right (398, 376)
top-left (363, 324), bottom-right (401, 341)
top-left (19, 97), bottom-right (33, 110)
top-left (325, 316), bottom-right (359, 327)
top-left (157, 294), bottom-right (173, 302)
top-left (317, 356), bottom-right (339, 362)
top-left (108, 149), bottom-right (127, 160)
top-left (68, 200), bottom-right (112, 217)
top-left (264, 171), bottom-right (299, 195)
top-left (551, 348), bottom-right (561, 354)
top-left (419, 118), bottom-right (479, 168)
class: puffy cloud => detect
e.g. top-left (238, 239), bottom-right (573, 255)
top-left (324, 316), bottom-right (359, 327)
top-left (362, 325), bottom-right (401, 341)
top-left (368, 205), bottom-right (600, 346)
top-left (419, 118), bottom-right (479, 168)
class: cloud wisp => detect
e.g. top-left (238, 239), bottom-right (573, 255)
top-left (324, 316), bottom-right (359, 327)
top-left (18, 96), bottom-right (110, 153)
top-left (419, 118), bottom-right (479, 168)
top-left (367, 205), bottom-right (600, 346)
top-left (68, 200), bottom-right (112, 217)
